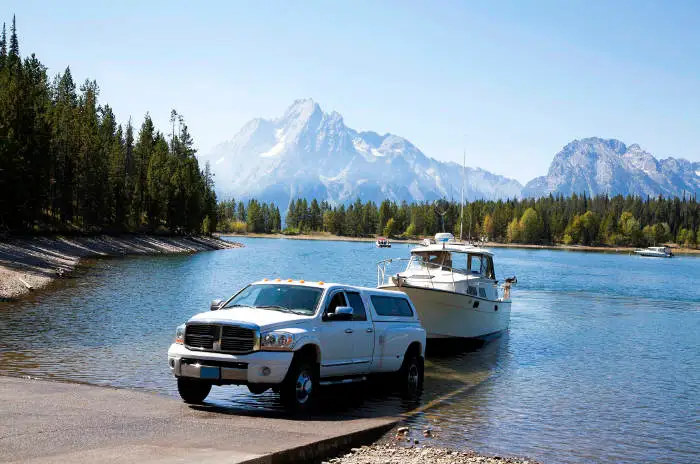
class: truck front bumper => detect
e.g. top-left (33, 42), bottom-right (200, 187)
top-left (167, 343), bottom-right (293, 385)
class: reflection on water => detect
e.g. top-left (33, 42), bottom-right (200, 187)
top-left (1, 238), bottom-right (699, 464)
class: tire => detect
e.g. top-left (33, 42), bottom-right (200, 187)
top-left (398, 351), bottom-right (424, 397)
top-left (177, 377), bottom-right (212, 404)
top-left (279, 357), bottom-right (317, 413)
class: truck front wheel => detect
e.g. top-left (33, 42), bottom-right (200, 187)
top-left (280, 357), bottom-right (317, 413)
top-left (177, 378), bottom-right (212, 404)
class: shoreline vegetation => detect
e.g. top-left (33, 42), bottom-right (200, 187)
top-left (0, 234), bottom-right (240, 301)
top-left (218, 231), bottom-right (700, 255)
top-left (218, 195), bottom-right (699, 252)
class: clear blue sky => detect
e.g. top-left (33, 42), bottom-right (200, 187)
top-left (4, 0), bottom-right (700, 183)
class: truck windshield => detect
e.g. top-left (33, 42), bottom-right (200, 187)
top-left (222, 284), bottom-right (322, 315)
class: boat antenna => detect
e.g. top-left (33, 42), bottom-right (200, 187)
top-left (460, 148), bottom-right (465, 242)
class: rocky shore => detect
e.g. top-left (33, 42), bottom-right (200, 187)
top-left (323, 444), bottom-right (539, 464)
top-left (0, 235), bottom-right (240, 301)
top-left (322, 425), bottom-right (540, 464)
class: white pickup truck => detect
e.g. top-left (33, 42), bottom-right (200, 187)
top-left (168, 279), bottom-right (426, 411)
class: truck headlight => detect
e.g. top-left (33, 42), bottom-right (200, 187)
top-left (261, 331), bottom-right (295, 351)
top-left (175, 324), bottom-right (185, 345)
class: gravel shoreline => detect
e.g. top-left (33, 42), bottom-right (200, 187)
top-left (322, 425), bottom-right (540, 464)
top-left (0, 235), bottom-right (240, 301)
top-left (323, 444), bottom-right (539, 464)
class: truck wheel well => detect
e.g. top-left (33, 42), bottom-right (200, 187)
top-left (294, 344), bottom-right (320, 365)
top-left (406, 341), bottom-right (422, 359)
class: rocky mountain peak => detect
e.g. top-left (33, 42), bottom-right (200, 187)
top-left (200, 99), bottom-right (522, 206)
top-left (524, 138), bottom-right (699, 198)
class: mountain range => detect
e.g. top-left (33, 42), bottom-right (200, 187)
top-left (523, 138), bottom-right (700, 198)
top-left (200, 99), bottom-right (700, 206)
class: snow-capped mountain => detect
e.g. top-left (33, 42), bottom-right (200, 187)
top-left (522, 137), bottom-right (700, 198)
top-left (200, 99), bottom-right (522, 206)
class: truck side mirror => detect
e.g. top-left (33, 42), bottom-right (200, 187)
top-left (210, 299), bottom-right (223, 311)
top-left (327, 306), bottom-right (353, 321)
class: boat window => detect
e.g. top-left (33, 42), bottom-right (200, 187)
top-left (486, 256), bottom-right (495, 280)
top-left (468, 254), bottom-right (485, 276)
top-left (450, 252), bottom-right (468, 273)
top-left (324, 291), bottom-right (348, 318)
top-left (370, 295), bottom-right (414, 317)
top-left (345, 292), bottom-right (368, 321)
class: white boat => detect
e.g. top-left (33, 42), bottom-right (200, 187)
top-left (377, 233), bottom-right (516, 341)
top-left (376, 237), bottom-right (391, 248)
top-left (634, 246), bottom-right (673, 258)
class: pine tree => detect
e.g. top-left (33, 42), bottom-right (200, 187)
top-left (9, 15), bottom-right (18, 59)
top-left (50, 67), bottom-right (78, 223)
top-left (132, 114), bottom-right (155, 227)
top-left (0, 23), bottom-right (6, 67)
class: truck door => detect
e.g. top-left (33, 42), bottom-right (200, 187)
top-left (345, 291), bottom-right (375, 375)
top-left (319, 291), bottom-right (355, 378)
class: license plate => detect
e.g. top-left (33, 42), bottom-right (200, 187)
top-left (199, 366), bottom-right (220, 379)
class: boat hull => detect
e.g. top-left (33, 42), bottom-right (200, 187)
top-left (634, 251), bottom-right (672, 258)
top-left (379, 284), bottom-right (511, 340)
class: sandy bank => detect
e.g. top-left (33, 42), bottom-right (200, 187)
top-left (218, 232), bottom-right (700, 255)
top-left (0, 235), bottom-right (240, 301)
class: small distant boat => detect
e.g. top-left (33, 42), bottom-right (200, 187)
top-left (634, 246), bottom-right (673, 258)
top-left (376, 237), bottom-right (391, 248)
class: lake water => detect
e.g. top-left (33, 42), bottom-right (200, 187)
top-left (1, 237), bottom-right (699, 463)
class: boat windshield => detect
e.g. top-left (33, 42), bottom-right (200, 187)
top-left (409, 251), bottom-right (467, 273)
top-left (222, 284), bottom-right (322, 315)
top-left (408, 251), bottom-right (495, 279)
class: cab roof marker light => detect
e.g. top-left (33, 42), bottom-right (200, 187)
top-left (300, 280), bottom-right (305, 283)
top-left (263, 278), bottom-right (268, 281)
top-left (287, 279), bottom-right (293, 282)
top-left (318, 281), bottom-right (325, 285)
top-left (275, 278), bottom-right (281, 282)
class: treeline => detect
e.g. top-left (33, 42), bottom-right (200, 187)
top-left (0, 16), bottom-right (217, 234)
top-left (217, 199), bottom-right (281, 234)
top-left (219, 194), bottom-right (700, 248)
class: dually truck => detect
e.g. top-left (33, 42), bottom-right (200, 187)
top-left (168, 279), bottom-right (426, 411)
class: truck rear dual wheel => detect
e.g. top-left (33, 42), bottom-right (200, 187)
top-left (280, 357), bottom-right (317, 413)
top-left (177, 377), bottom-right (212, 404)
top-left (399, 353), bottom-right (424, 396)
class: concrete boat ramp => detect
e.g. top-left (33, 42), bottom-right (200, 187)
top-left (0, 376), bottom-right (397, 463)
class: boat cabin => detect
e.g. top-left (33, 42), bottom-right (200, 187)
top-left (407, 248), bottom-right (495, 280)
top-left (396, 234), bottom-right (500, 299)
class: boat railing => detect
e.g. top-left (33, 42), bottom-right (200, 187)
top-left (377, 258), bottom-right (513, 301)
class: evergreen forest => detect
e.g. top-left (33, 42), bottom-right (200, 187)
top-left (0, 16), bottom-right (217, 235)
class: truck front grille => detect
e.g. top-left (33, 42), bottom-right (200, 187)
top-left (221, 326), bottom-right (256, 352)
top-left (185, 323), bottom-right (259, 354)
top-left (184, 324), bottom-right (217, 349)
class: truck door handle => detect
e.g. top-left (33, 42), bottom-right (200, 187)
top-left (366, 328), bottom-right (374, 333)
top-left (345, 329), bottom-right (354, 334)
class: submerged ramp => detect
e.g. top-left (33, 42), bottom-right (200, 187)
top-left (0, 376), bottom-right (395, 463)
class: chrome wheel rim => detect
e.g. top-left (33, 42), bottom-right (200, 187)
top-left (295, 370), bottom-right (313, 404)
top-left (407, 364), bottom-right (419, 389)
